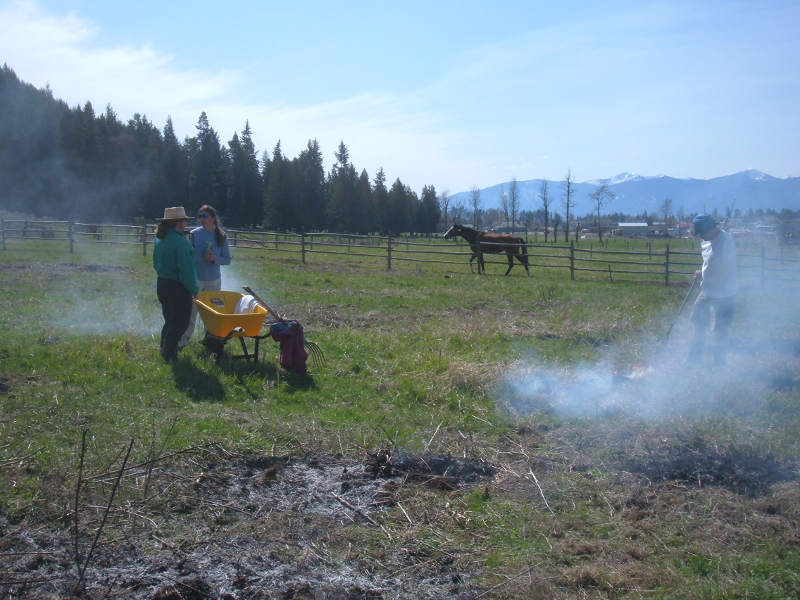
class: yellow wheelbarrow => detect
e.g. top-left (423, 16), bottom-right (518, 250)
top-left (193, 291), bottom-right (271, 361)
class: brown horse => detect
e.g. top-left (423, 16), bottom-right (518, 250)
top-left (444, 223), bottom-right (530, 276)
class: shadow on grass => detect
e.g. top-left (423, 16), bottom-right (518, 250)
top-left (170, 357), bottom-right (226, 401)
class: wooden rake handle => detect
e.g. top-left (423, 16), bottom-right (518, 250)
top-left (242, 286), bottom-right (285, 322)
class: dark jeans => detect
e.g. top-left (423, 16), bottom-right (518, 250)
top-left (690, 294), bottom-right (736, 365)
top-left (157, 277), bottom-right (192, 361)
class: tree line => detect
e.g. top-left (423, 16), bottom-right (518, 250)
top-left (0, 65), bottom-right (440, 234)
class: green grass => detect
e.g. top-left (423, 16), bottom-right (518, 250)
top-left (2, 237), bottom-right (800, 598)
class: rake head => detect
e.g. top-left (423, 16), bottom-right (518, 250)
top-left (305, 340), bottom-right (326, 367)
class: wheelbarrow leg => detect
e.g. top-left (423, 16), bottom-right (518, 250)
top-left (239, 336), bottom-right (250, 361)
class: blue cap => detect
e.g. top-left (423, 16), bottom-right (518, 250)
top-left (692, 214), bottom-right (716, 235)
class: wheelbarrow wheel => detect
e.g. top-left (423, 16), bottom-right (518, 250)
top-left (201, 333), bottom-right (225, 356)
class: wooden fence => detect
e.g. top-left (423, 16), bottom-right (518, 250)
top-left (2, 218), bottom-right (798, 287)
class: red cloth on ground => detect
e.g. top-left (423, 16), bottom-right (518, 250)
top-left (269, 320), bottom-right (309, 375)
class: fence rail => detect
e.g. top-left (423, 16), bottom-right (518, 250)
top-left (2, 218), bottom-right (798, 286)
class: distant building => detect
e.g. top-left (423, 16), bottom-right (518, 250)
top-left (615, 222), bottom-right (649, 237)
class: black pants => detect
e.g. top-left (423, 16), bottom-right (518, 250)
top-left (157, 278), bottom-right (192, 361)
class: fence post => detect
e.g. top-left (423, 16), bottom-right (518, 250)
top-left (1, 218), bottom-right (5, 250)
top-left (23, 220), bottom-right (28, 240)
top-left (664, 243), bottom-right (670, 286)
top-left (301, 230), bottom-right (306, 265)
top-left (569, 241), bottom-right (575, 280)
top-left (761, 246), bottom-right (765, 288)
top-left (648, 241), bottom-right (652, 260)
top-left (68, 220), bottom-right (74, 254)
top-left (141, 225), bottom-right (147, 256)
top-left (387, 235), bottom-right (392, 270)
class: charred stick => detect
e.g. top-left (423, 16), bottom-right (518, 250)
top-left (73, 430), bottom-right (87, 573)
top-left (75, 438), bottom-right (134, 594)
top-left (332, 492), bottom-right (379, 526)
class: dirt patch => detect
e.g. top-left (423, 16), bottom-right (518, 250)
top-left (623, 436), bottom-right (796, 497)
top-left (1, 450), bottom-right (496, 599)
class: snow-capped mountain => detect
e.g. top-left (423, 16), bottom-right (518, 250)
top-left (448, 170), bottom-right (800, 217)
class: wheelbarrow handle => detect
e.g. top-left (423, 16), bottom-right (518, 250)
top-left (242, 286), bottom-right (285, 322)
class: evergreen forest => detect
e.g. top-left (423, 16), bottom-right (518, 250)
top-left (0, 65), bottom-right (441, 233)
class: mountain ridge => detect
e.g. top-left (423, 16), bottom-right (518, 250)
top-left (449, 170), bottom-right (800, 218)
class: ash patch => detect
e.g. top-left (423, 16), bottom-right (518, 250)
top-left (194, 454), bottom-right (393, 521)
top-left (1, 451), bottom-right (490, 599)
top-left (624, 436), bottom-right (796, 497)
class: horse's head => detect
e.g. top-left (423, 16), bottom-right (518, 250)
top-left (443, 224), bottom-right (459, 239)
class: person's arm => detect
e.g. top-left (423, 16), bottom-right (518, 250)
top-left (216, 236), bottom-right (232, 266)
top-left (177, 240), bottom-right (199, 296)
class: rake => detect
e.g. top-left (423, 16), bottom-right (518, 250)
top-left (663, 273), bottom-right (700, 342)
top-left (242, 286), bottom-right (326, 367)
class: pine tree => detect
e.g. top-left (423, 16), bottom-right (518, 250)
top-left (188, 111), bottom-right (226, 215)
top-left (295, 139), bottom-right (326, 231)
top-left (373, 168), bottom-right (390, 234)
top-left (263, 140), bottom-right (292, 230)
top-left (327, 141), bottom-right (359, 232)
top-left (418, 185), bottom-right (440, 234)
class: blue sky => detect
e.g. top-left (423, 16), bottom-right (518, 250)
top-left (1, 0), bottom-right (798, 194)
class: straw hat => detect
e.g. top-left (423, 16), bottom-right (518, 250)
top-left (160, 206), bottom-right (188, 221)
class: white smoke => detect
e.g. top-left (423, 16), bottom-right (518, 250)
top-left (497, 277), bottom-right (800, 422)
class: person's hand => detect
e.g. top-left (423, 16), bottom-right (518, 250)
top-left (694, 269), bottom-right (701, 278)
top-left (205, 250), bottom-right (215, 263)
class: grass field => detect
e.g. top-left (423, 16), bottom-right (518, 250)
top-left (1, 237), bottom-right (799, 598)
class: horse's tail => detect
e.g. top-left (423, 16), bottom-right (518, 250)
top-left (519, 237), bottom-right (530, 271)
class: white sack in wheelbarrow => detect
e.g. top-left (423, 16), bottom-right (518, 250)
top-left (234, 294), bottom-right (259, 314)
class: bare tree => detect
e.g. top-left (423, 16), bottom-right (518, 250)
top-left (500, 186), bottom-right (510, 228)
top-left (589, 182), bottom-right (615, 242)
top-left (660, 197), bottom-right (673, 230)
top-left (539, 179), bottom-right (550, 242)
top-left (562, 169), bottom-right (575, 242)
top-left (509, 177), bottom-right (519, 234)
top-left (451, 199), bottom-right (467, 224)
top-left (470, 185), bottom-right (481, 228)
top-left (438, 190), bottom-right (450, 229)
top-left (552, 212), bottom-right (562, 243)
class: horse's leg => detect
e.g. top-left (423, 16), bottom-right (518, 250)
top-left (469, 253), bottom-right (476, 273)
top-left (515, 250), bottom-right (531, 276)
top-left (504, 251), bottom-right (513, 276)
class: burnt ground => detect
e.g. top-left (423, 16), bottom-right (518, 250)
top-left (1, 434), bottom-right (798, 599)
top-left (1, 449), bottom-right (496, 599)
top-left (622, 435), bottom-right (796, 497)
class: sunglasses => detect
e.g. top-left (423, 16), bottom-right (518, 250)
top-left (198, 213), bottom-right (212, 219)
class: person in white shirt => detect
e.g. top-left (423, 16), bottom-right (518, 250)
top-left (689, 214), bottom-right (738, 366)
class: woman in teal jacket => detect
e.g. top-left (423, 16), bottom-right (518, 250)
top-left (153, 206), bottom-right (199, 362)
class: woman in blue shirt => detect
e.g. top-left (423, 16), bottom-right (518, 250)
top-left (180, 204), bottom-right (232, 346)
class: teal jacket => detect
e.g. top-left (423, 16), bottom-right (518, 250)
top-left (153, 228), bottom-right (199, 296)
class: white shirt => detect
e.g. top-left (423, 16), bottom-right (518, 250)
top-left (700, 230), bottom-right (738, 298)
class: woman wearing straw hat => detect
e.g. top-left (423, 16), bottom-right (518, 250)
top-left (153, 206), bottom-right (199, 362)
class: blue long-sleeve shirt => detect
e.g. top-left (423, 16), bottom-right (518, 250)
top-left (190, 226), bottom-right (232, 282)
